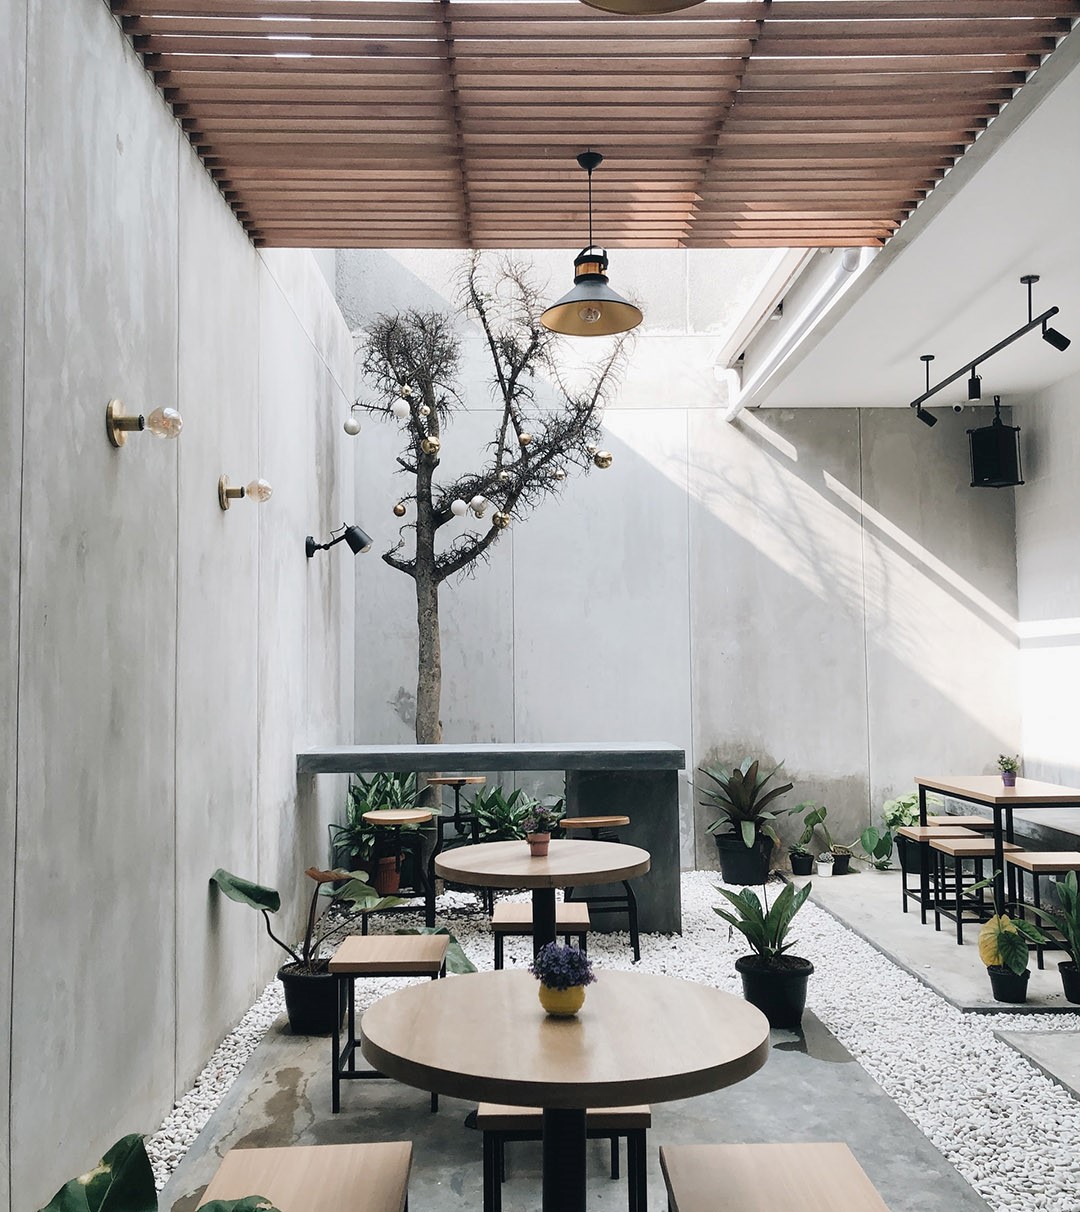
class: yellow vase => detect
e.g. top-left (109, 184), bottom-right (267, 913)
top-left (538, 983), bottom-right (585, 1017)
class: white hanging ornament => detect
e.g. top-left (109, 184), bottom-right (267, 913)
top-left (398, 383), bottom-right (413, 398)
top-left (391, 399), bottom-right (410, 420)
top-left (469, 495), bottom-right (487, 518)
top-left (419, 404), bottom-right (431, 417)
top-left (497, 470), bottom-right (512, 483)
top-left (518, 433), bottom-right (533, 447)
top-left (450, 499), bottom-right (468, 518)
top-left (553, 469), bottom-right (567, 481)
top-left (343, 415), bottom-right (361, 436)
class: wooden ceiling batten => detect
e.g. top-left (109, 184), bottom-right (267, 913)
top-left (113, 0), bottom-right (1078, 249)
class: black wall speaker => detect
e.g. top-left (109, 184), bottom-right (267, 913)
top-left (968, 414), bottom-right (1023, 488)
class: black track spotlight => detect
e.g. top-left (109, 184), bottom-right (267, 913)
top-left (916, 406), bottom-right (938, 428)
top-left (306, 523), bottom-right (373, 559)
top-left (1042, 323), bottom-right (1072, 352)
top-left (967, 371), bottom-right (982, 401)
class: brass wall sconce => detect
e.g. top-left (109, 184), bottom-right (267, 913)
top-left (306, 524), bottom-right (373, 558)
top-left (106, 399), bottom-right (184, 448)
top-left (218, 475), bottom-right (273, 511)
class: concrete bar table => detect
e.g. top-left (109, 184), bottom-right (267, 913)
top-left (361, 968), bottom-right (769, 1212)
top-left (435, 838), bottom-right (650, 957)
top-left (916, 775), bottom-right (1080, 912)
top-left (297, 742), bottom-right (685, 932)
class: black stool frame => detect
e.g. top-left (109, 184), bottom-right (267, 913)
top-left (562, 823), bottom-right (641, 963)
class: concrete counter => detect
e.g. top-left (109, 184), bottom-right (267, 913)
top-left (297, 742), bottom-right (684, 933)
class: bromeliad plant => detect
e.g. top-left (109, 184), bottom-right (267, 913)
top-left (713, 881), bottom-right (812, 964)
top-left (699, 758), bottom-right (794, 848)
top-left (529, 941), bottom-right (596, 991)
top-left (37, 1134), bottom-right (279, 1212)
top-left (470, 787), bottom-right (541, 841)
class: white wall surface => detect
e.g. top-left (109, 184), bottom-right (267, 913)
top-left (339, 251), bottom-right (1021, 869)
top-left (0, 4), bottom-right (355, 1207)
top-left (1015, 369), bottom-right (1080, 785)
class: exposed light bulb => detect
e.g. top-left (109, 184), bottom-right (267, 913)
top-left (145, 407), bottom-right (183, 438)
top-left (497, 470), bottom-right (512, 483)
top-left (450, 499), bottom-right (468, 517)
top-left (419, 404), bottom-right (431, 417)
top-left (421, 436), bottom-right (441, 456)
top-left (245, 478), bottom-right (273, 503)
top-left (393, 502), bottom-right (407, 517)
top-left (554, 469), bottom-right (567, 481)
top-left (391, 399), bottom-right (410, 420)
top-left (577, 305), bottom-right (602, 325)
top-left (398, 383), bottom-right (413, 398)
top-left (343, 415), bottom-right (362, 435)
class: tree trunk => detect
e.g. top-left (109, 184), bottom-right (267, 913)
top-left (414, 567), bottom-right (442, 745)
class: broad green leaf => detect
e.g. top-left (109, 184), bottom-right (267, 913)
top-left (210, 870), bottom-right (280, 914)
top-left (201, 1199), bottom-right (283, 1212)
top-left (38, 1135), bottom-right (156, 1212)
top-left (739, 819), bottom-right (756, 848)
top-left (393, 926), bottom-right (477, 974)
top-left (996, 923), bottom-right (1031, 976)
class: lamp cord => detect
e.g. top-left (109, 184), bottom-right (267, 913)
top-left (587, 164), bottom-right (594, 248)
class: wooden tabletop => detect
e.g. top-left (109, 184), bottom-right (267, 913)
top-left (361, 969), bottom-right (769, 1108)
top-left (926, 814), bottom-right (995, 830)
top-left (424, 775), bottom-right (487, 786)
top-left (434, 839), bottom-right (650, 889)
top-left (362, 809), bottom-right (433, 826)
top-left (563, 815), bottom-right (631, 829)
top-left (916, 775), bottom-right (1080, 806)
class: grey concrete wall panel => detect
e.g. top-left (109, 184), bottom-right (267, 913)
top-left (688, 408), bottom-right (871, 867)
top-left (174, 149), bottom-right (261, 1092)
top-left (859, 408), bottom-right (1020, 811)
top-left (565, 769), bottom-right (682, 933)
top-left (298, 742), bottom-right (684, 775)
top-left (0, 1), bottom-right (26, 1207)
top-left (13, 2), bottom-right (180, 1206)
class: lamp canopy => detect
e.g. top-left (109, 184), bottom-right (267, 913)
top-left (540, 151), bottom-right (643, 338)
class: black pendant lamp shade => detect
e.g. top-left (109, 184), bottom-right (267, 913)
top-left (540, 152), bottom-right (643, 338)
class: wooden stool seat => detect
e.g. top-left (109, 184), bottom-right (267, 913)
top-left (929, 838), bottom-right (1021, 944)
top-left (659, 1142), bottom-right (888, 1212)
top-left (1005, 850), bottom-right (1080, 873)
top-left (491, 901), bottom-right (591, 932)
top-left (476, 1103), bottom-right (650, 1212)
top-left (563, 815), bottom-right (631, 830)
top-left (929, 837), bottom-right (1022, 857)
top-left (197, 1142), bottom-right (412, 1212)
top-left (329, 935), bottom-right (449, 1114)
top-left (425, 775), bottom-right (487, 787)
top-left (362, 809), bottom-right (434, 826)
top-left (897, 825), bottom-right (978, 842)
top-left (926, 814), bottom-right (995, 831)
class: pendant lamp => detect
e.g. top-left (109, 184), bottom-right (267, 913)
top-left (540, 151), bottom-right (643, 338)
top-left (581, 1), bottom-right (705, 11)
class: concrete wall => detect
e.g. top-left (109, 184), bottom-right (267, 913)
top-left (0, 4), bottom-right (355, 1208)
top-left (339, 251), bottom-right (1021, 869)
top-left (1015, 369), bottom-right (1080, 785)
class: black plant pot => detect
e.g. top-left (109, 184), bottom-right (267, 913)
top-left (278, 963), bottom-right (344, 1035)
top-left (715, 834), bottom-right (774, 886)
top-left (790, 851), bottom-right (814, 876)
top-left (735, 955), bottom-right (814, 1029)
top-left (896, 835), bottom-right (924, 875)
top-left (1060, 961), bottom-right (1080, 1005)
top-left (832, 853), bottom-right (851, 876)
top-left (987, 965), bottom-right (1030, 1004)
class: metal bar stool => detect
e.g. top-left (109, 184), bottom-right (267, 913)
top-left (1008, 850), bottom-right (1080, 968)
top-left (561, 815), bottom-right (641, 963)
top-left (895, 825), bottom-right (977, 917)
top-left (929, 835), bottom-right (1023, 944)
top-left (359, 808), bottom-right (434, 934)
top-left (491, 901), bottom-right (590, 969)
top-left (424, 775), bottom-right (488, 925)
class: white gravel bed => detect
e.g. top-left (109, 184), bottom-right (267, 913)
top-left (147, 874), bottom-right (1080, 1210)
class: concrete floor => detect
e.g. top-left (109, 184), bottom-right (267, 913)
top-left (995, 1029), bottom-right (1080, 1100)
top-left (160, 1003), bottom-right (987, 1212)
top-left (801, 868), bottom-right (1078, 1013)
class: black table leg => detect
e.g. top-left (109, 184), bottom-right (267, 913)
top-left (542, 1107), bottom-right (587, 1212)
top-left (918, 785), bottom-right (930, 924)
top-left (533, 887), bottom-right (557, 958)
top-left (993, 804), bottom-right (1005, 911)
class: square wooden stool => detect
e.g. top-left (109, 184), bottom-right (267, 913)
top-left (197, 1142), bottom-right (413, 1212)
top-left (329, 934), bottom-right (449, 1113)
top-left (1007, 850), bottom-right (1080, 968)
top-left (929, 836), bottom-right (1022, 944)
top-left (491, 901), bottom-right (590, 969)
top-left (896, 825), bottom-right (978, 917)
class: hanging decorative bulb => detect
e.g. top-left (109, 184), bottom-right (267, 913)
top-left (421, 436), bottom-right (441, 456)
top-left (554, 469), bottom-right (567, 481)
top-left (398, 382), bottom-right (413, 398)
top-left (540, 151), bottom-right (643, 338)
top-left (419, 404), bottom-right (431, 417)
top-left (343, 415), bottom-right (361, 436)
top-left (497, 470), bottom-right (512, 483)
top-left (470, 495), bottom-right (487, 518)
top-left (518, 433), bottom-right (533, 447)
top-left (593, 451), bottom-right (614, 469)
top-left (586, 443), bottom-right (598, 455)
top-left (450, 499), bottom-right (468, 517)
top-left (145, 407), bottom-right (184, 438)
top-left (492, 512), bottom-right (511, 530)
top-left (393, 502), bottom-right (407, 518)
top-left (391, 399), bottom-right (411, 420)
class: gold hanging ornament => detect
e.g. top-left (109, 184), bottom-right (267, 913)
top-left (492, 511), bottom-right (511, 529)
top-left (393, 502), bottom-right (407, 518)
top-left (518, 433), bottom-right (533, 447)
top-left (498, 470), bottom-right (512, 483)
top-left (554, 469), bottom-right (567, 481)
top-left (419, 404), bottom-right (431, 417)
top-left (421, 436), bottom-right (441, 456)
top-left (593, 451), bottom-right (613, 469)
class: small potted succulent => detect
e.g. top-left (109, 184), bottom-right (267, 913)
top-left (796, 802), bottom-right (853, 875)
top-left (522, 803), bottom-right (564, 856)
top-left (530, 941), bottom-right (595, 1016)
top-left (1026, 870), bottom-right (1080, 1004)
top-left (997, 754), bottom-right (1020, 788)
top-left (714, 881), bottom-right (814, 1028)
top-left (815, 851), bottom-right (835, 877)
top-left (789, 839), bottom-right (814, 877)
top-left (699, 757), bottom-right (793, 885)
top-left (974, 876), bottom-right (1045, 1003)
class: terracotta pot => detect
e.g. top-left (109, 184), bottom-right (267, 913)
top-left (538, 983), bottom-right (585, 1016)
top-left (373, 855), bottom-right (401, 895)
top-left (527, 832), bottom-right (551, 857)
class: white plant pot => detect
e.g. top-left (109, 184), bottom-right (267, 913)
top-left (816, 861), bottom-right (834, 877)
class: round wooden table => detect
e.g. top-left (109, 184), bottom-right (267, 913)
top-left (362, 968), bottom-right (770, 1212)
top-left (435, 839), bottom-right (650, 955)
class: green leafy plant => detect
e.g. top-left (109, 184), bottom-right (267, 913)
top-left (792, 801), bottom-right (855, 859)
top-left (858, 826), bottom-right (894, 870)
top-left (997, 754), bottom-right (1020, 775)
top-left (330, 772), bottom-right (426, 869)
top-left (699, 758), bottom-right (794, 848)
top-left (470, 787), bottom-right (540, 841)
top-left (789, 838), bottom-right (812, 858)
top-left (713, 881), bottom-right (812, 963)
top-left (970, 873), bottom-right (1045, 975)
top-left (881, 792), bottom-right (920, 831)
top-left (210, 866), bottom-right (401, 974)
top-left (37, 1135), bottom-right (279, 1212)
top-left (1026, 871), bottom-right (1080, 967)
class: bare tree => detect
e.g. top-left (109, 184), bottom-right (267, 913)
top-left (356, 253), bottom-right (630, 745)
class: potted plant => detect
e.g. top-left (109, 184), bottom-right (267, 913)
top-left (795, 802), bottom-right (853, 875)
top-left (699, 758), bottom-right (794, 885)
top-left (857, 826), bottom-right (894, 871)
top-left (789, 839), bottom-right (814, 877)
top-left (522, 804), bottom-right (564, 856)
top-left (470, 786), bottom-right (540, 841)
top-left (714, 881), bottom-right (814, 1028)
top-left (210, 866), bottom-right (401, 1034)
top-left (330, 772), bottom-right (431, 893)
top-left (997, 754), bottom-right (1020, 788)
top-left (37, 1134), bottom-right (278, 1212)
top-left (974, 876), bottom-right (1045, 1003)
top-left (815, 851), bottom-right (834, 877)
top-left (529, 941), bottom-right (595, 1017)
top-left (1026, 870), bottom-right (1080, 1004)
top-left (885, 791), bottom-right (925, 874)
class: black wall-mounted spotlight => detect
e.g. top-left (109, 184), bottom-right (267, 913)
top-left (1042, 322), bottom-right (1072, 352)
top-left (306, 524), bottom-right (373, 559)
top-left (967, 371), bottom-right (982, 401)
top-left (916, 406), bottom-right (938, 428)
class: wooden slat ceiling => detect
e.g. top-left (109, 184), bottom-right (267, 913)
top-left (112, 0), bottom-right (1078, 249)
